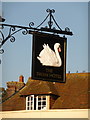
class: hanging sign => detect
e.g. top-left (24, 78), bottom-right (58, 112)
top-left (32, 33), bottom-right (67, 83)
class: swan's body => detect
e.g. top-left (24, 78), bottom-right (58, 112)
top-left (37, 43), bottom-right (62, 67)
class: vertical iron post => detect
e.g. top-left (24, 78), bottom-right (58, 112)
top-left (49, 10), bottom-right (52, 29)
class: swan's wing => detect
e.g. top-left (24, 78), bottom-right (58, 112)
top-left (37, 44), bottom-right (58, 66)
top-left (46, 44), bottom-right (58, 63)
top-left (39, 44), bottom-right (47, 57)
top-left (38, 46), bottom-right (52, 65)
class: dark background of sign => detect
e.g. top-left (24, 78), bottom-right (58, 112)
top-left (32, 33), bottom-right (67, 83)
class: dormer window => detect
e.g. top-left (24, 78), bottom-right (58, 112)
top-left (26, 95), bottom-right (49, 110)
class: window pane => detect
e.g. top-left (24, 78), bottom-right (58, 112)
top-left (38, 102), bottom-right (41, 105)
top-left (34, 97), bottom-right (36, 110)
top-left (28, 97), bottom-right (30, 101)
top-left (31, 97), bottom-right (33, 101)
top-left (42, 101), bottom-right (46, 105)
top-left (42, 98), bottom-right (46, 100)
top-left (28, 102), bottom-right (29, 106)
top-left (31, 102), bottom-right (33, 105)
top-left (38, 107), bottom-right (41, 110)
top-left (38, 98), bottom-right (41, 101)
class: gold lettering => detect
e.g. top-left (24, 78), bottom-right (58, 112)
top-left (37, 72), bottom-right (48, 77)
top-left (46, 68), bottom-right (53, 73)
top-left (49, 73), bottom-right (61, 79)
top-left (36, 72), bottom-right (61, 79)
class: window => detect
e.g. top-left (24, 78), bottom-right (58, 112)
top-left (26, 95), bottom-right (49, 110)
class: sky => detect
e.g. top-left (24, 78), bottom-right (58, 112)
top-left (0, 1), bottom-right (88, 88)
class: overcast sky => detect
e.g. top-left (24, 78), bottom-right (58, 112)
top-left (0, 1), bottom-right (88, 88)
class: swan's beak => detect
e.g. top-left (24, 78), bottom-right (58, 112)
top-left (58, 47), bottom-right (61, 52)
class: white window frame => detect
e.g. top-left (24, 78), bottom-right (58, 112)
top-left (26, 95), bottom-right (34, 110)
top-left (26, 95), bottom-right (49, 110)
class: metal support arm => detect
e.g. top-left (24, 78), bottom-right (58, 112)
top-left (0, 9), bottom-right (73, 54)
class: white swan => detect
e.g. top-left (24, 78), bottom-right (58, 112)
top-left (37, 43), bottom-right (62, 67)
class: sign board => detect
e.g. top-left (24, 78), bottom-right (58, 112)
top-left (32, 33), bottom-right (67, 83)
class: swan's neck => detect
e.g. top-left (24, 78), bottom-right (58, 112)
top-left (55, 48), bottom-right (62, 66)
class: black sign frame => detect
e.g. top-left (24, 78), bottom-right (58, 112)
top-left (32, 32), bottom-right (67, 83)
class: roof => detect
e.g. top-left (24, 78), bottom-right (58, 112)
top-left (1, 91), bottom-right (26, 111)
top-left (0, 87), bottom-right (5, 91)
top-left (19, 78), bottom-right (59, 96)
top-left (1, 73), bottom-right (89, 111)
top-left (52, 73), bottom-right (89, 109)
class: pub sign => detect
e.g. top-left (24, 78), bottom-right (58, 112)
top-left (32, 33), bottom-right (67, 83)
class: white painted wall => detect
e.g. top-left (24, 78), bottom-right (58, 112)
top-left (0, 109), bottom-right (88, 119)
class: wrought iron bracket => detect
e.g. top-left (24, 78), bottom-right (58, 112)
top-left (0, 9), bottom-right (73, 54)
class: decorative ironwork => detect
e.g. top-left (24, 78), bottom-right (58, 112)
top-left (0, 49), bottom-right (4, 54)
top-left (10, 36), bottom-right (15, 42)
top-left (29, 22), bottom-right (34, 28)
top-left (0, 25), bottom-right (23, 50)
top-left (36, 9), bottom-right (62, 31)
top-left (0, 9), bottom-right (73, 53)
top-left (22, 29), bottom-right (28, 35)
top-left (0, 16), bottom-right (5, 22)
top-left (65, 27), bottom-right (70, 32)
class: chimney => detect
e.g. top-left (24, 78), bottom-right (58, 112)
top-left (19, 75), bottom-right (24, 82)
